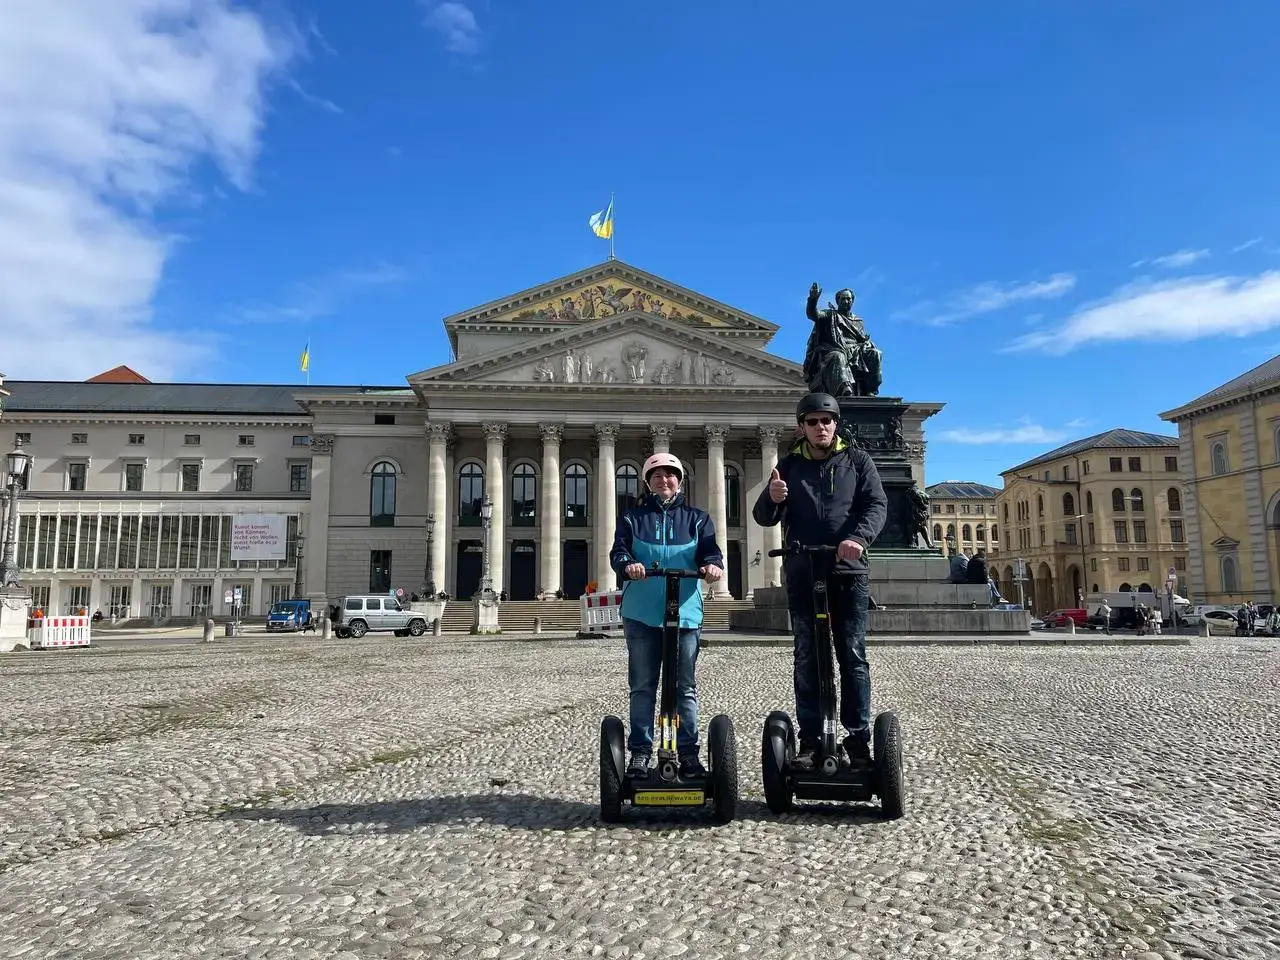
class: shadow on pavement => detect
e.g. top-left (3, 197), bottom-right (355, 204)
top-left (218, 793), bottom-right (884, 834)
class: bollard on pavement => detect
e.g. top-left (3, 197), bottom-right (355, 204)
top-left (534, 616), bottom-right (542, 635)
top-left (1068, 617), bottom-right (1076, 635)
top-left (203, 618), bottom-right (215, 643)
top-left (321, 616), bottom-right (331, 640)
top-left (432, 617), bottom-right (442, 637)
top-left (1202, 618), bottom-right (1211, 638)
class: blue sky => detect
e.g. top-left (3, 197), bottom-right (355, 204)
top-left (4, 1), bottom-right (1280, 486)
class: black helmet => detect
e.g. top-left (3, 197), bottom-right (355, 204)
top-left (796, 392), bottom-right (841, 422)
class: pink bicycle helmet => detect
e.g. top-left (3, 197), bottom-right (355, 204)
top-left (642, 452), bottom-right (684, 483)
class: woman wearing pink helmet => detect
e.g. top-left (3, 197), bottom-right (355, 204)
top-left (609, 452), bottom-right (725, 778)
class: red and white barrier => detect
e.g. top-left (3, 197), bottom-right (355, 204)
top-left (27, 615), bottom-right (92, 650)
top-left (579, 591), bottom-right (624, 637)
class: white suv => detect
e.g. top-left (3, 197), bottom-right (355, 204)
top-left (334, 595), bottom-right (429, 638)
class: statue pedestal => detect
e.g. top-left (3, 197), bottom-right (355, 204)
top-left (0, 589), bottom-right (32, 652)
top-left (471, 591), bottom-right (501, 635)
top-left (837, 396), bottom-right (921, 550)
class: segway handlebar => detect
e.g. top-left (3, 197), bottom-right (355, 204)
top-left (645, 564), bottom-right (707, 579)
top-left (768, 542), bottom-right (839, 558)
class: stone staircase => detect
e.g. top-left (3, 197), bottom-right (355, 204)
top-left (435, 597), bottom-right (754, 634)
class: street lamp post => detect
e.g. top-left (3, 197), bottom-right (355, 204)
top-left (1069, 513), bottom-right (1087, 606)
top-left (293, 530), bottom-right (306, 599)
top-left (423, 513), bottom-right (436, 597)
top-left (480, 497), bottom-right (494, 597)
top-left (0, 444), bottom-right (31, 588)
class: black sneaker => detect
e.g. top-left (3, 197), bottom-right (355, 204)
top-left (626, 752), bottom-right (651, 777)
top-left (793, 740), bottom-right (819, 770)
top-left (678, 753), bottom-right (707, 778)
top-left (843, 734), bottom-right (871, 765)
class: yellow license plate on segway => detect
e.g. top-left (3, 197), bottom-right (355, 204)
top-left (632, 790), bottom-right (704, 806)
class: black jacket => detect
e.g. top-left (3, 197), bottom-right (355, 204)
top-left (752, 435), bottom-right (888, 579)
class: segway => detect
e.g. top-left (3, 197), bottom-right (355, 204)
top-left (761, 542), bottom-right (905, 819)
top-left (600, 564), bottom-right (738, 823)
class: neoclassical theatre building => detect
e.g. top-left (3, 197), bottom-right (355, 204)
top-left (3, 261), bottom-right (939, 618)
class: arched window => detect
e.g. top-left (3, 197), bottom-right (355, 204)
top-left (1091, 582), bottom-right (1099, 593)
top-left (991, 523), bottom-right (999, 542)
top-left (932, 523), bottom-right (943, 542)
top-left (458, 463), bottom-right (484, 525)
top-left (946, 522), bottom-right (955, 538)
top-left (1119, 582), bottom-right (1132, 592)
top-left (1221, 555), bottom-right (1239, 594)
top-left (1130, 488), bottom-right (1144, 512)
top-left (725, 465), bottom-right (742, 526)
top-left (962, 524), bottom-right (972, 541)
top-left (1168, 487), bottom-right (1181, 512)
top-left (564, 464), bottom-right (588, 525)
top-left (976, 525), bottom-right (986, 542)
top-left (1210, 442), bottom-right (1228, 476)
top-left (512, 463), bottom-right (537, 525)
top-left (1138, 583), bottom-right (1153, 592)
top-left (616, 464), bottom-right (640, 516)
top-left (1086, 491), bottom-right (1094, 513)
top-left (370, 461), bottom-right (396, 527)
top-left (1062, 492), bottom-right (1075, 515)
top-left (1112, 488), bottom-right (1126, 512)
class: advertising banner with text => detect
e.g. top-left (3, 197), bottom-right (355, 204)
top-left (230, 514), bottom-right (288, 561)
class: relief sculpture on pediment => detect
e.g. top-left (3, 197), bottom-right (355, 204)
top-left (507, 281), bottom-right (723, 327)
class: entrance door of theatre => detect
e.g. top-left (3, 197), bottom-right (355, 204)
top-left (455, 540), bottom-right (483, 599)
top-left (727, 541), bottom-right (742, 599)
top-left (509, 540), bottom-right (536, 600)
top-left (562, 540), bottom-right (589, 598)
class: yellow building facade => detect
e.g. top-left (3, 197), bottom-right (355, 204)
top-left (924, 482), bottom-right (1000, 556)
top-left (1160, 356), bottom-right (1280, 606)
top-left (988, 429), bottom-right (1187, 614)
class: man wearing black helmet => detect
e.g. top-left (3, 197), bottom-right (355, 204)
top-left (752, 391), bottom-right (888, 768)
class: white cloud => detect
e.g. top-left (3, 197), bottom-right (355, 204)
top-left (1139, 248), bottom-right (1211, 269)
top-left (893, 273), bottom-right (1076, 326)
top-left (421, 1), bottom-right (481, 54)
top-left (1233, 238), bottom-right (1263, 254)
top-left (0, 0), bottom-right (294, 381)
top-left (937, 422), bottom-right (1072, 445)
top-left (226, 263), bottom-right (409, 325)
top-left (1005, 271), bottom-right (1280, 355)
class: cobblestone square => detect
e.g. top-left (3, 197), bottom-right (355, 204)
top-left (0, 634), bottom-right (1276, 960)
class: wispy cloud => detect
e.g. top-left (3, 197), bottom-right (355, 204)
top-left (420, 1), bottom-right (481, 54)
top-left (893, 274), bottom-right (1076, 326)
top-left (226, 263), bottom-right (409, 325)
top-left (0, 0), bottom-right (296, 381)
top-left (1132, 249), bottom-right (1211, 269)
top-left (936, 420), bottom-right (1073, 445)
top-left (1233, 237), bottom-right (1264, 254)
top-left (1005, 271), bottom-right (1280, 355)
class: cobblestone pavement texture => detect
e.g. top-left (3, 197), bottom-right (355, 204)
top-left (0, 634), bottom-right (1276, 960)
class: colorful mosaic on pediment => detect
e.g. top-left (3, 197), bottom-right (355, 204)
top-left (501, 282), bottom-right (728, 327)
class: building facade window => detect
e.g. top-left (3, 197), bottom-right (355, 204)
top-left (289, 462), bottom-right (310, 493)
top-left (370, 461), bottom-right (397, 527)
top-left (1109, 457), bottom-right (1122, 472)
top-left (1168, 487), bottom-right (1181, 511)
top-left (616, 464), bottom-right (640, 517)
top-left (1062, 492), bottom-right (1075, 515)
top-left (67, 462), bottom-right (87, 491)
top-left (1132, 520), bottom-right (1147, 543)
top-left (125, 462), bottom-right (145, 492)
top-left (1128, 457), bottom-right (1141, 471)
top-left (1170, 519), bottom-right (1185, 542)
top-left (458, 463), bottom-right (483, 525)
top-left (1165, 456), bottom-right (1178, 472)
top-left (933, 523), bottom-right (943, 542)
top-left (1065, 522), bottom-right (1077, 546)
top-left (564, 463), bottom-right (588, 525)
top-left (962, 524), bottom-right (972, 541)
top-left (370, 550), bottom-right (392, 593)
top-left (1221, 555), bottom-right (1239, 594)
top-left (726, 466), bottom-right (741, 526)
top-left (235, 463), bottom-right (255, 493)
top-left (1086, 491), bottom-right (1094, 513)
top-left (181, 463), bottom-right (200, 492)
top-left (1114, 521), bottom-right (1128, 543)
top-left (1112, 488), bottom-right (1126, 512)
top-left (1130, 488), bottom-right (1144, 512)
top-left (512, 463), bottom-right (537, 525)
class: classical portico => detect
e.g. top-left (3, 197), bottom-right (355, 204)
top-left (305, 259), bottom-right (935, 602)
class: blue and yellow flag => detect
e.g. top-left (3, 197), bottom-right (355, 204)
top-left (300, 339), bottom-right (311, 373)
top-left (588, 197), bottom-right (614, 240)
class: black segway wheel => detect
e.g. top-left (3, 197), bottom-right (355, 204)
top-left (873, 711), bottom-right (905, 820)
top-left (708, 714), bottom-right (738, 824)
top-left (761, 710), bottom-right (794, 814)
top-left (600, 716), bottom-right (626, 823)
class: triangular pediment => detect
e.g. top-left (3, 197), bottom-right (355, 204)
top-left (1211, 536), bottom-right (1241, 551)
top-left (441, 259), bottom-right (777, 345)
top-left (411, 312), bottom-right (803, 391)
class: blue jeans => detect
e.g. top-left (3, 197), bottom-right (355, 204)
top-left (789, 573), bottom-right (871, 745)
top-left (624, 618), bottom-right (700, 757)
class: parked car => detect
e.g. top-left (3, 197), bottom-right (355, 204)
top-left (1042, 608), bottom-right (1088, 629)
top-left (266, 598), bottom-right (312, 632)
top-left (332, 595), bottom-right (429, 638)
top-left (1084, 606), bottom-right (1148, 631)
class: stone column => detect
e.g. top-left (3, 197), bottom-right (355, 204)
top-left (595, 423), bottom-right (620, 591)
top-left (704, 425), bottom-right (731, 598)
top-left (758, 425), bottom-right (784, 587)
top-left (307, 434), bottom-right (335, 600)
top-left (650, 423), bottom-right (676, 456)
top-left (425, 421), bottom-right (451, 597)
top-left (539, 422), bottom-right (563, 598)
top-left (483, 422), bottom-right (507, 595)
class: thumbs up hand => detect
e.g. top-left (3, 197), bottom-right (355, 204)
top-left (768, 467), bottom-right (788, 504)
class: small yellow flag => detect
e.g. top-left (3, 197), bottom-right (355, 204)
top-left (300, 340), bottom-right (311, 373)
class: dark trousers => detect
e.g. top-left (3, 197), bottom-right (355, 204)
top-left (789, 573), bottom-right (872, 745)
